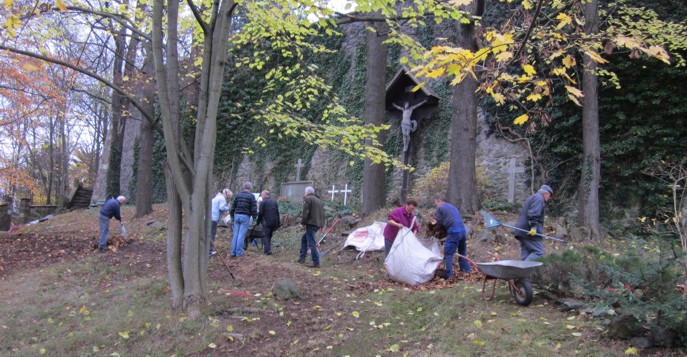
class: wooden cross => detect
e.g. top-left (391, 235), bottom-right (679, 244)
top-left (507, 158), bottom-right (525, 203)
top-left (327, 185), bottom-right (339, 200)
top-left (294, 159), bottom-right (304, 181)
top-left (340, 184), bottom-right (352, 206)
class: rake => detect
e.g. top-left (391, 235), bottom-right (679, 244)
top-left (481, 210), bottom-right (567, 243)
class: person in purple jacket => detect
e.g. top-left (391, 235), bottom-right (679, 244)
top-left (383, 199), bottom-right (420, 257)
top-left (98, 196), bottom-right (126, 252)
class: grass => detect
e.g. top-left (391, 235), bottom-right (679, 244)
top-left (0, 206), bottom-right (656, 356)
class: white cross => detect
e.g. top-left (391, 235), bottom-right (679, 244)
top-left (294, 159), bottom-right (304, 181)
top-left (507, 158), bottom-right (525, 203)
top-left (327, 185), bottom-right (339, 200)
top-left (340, 184), bottom-right (352, 206)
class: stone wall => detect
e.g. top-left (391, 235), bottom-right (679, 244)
top-left (225, 19), bottom-right (533, 208)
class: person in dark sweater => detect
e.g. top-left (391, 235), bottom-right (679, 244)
top-left (298, 186), bottom-right (325, 268)
top-left (230, 182), bottom-right (258, 257)
top-left (434, 196), bottom-right (470, 279)
top-left (98, 196), bottom-right (126, 252)
top-left (513, 184), bottom-right (553, 261)
top-left (257, 190), bottom-right (280, 255)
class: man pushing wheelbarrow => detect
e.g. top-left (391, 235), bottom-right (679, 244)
top-left (474, 185), bottom-right (566, 306)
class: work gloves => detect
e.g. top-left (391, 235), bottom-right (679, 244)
top-left (528, 227), bottom-right (537, 236)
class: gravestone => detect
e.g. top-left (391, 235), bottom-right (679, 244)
top-left (280, 159), bottom-right (313, 202)
top-left (506, 158), bottom-right (525, 203)
top-left (280, 181), bottom-right (314, 203)
top-left (340, 184), bottom-right (352, 206)
top-left (327, 185), bottom-right (339, 200)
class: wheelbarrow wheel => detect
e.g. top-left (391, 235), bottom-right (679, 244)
top-left (244, 235), bottom-right (263, 251)
top-left (512, 279), bottom-right (533, 306)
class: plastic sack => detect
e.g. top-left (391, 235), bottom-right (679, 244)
top-left (222, 215), bottom-right (232, 225)
top-left (384, 227), bottom-right (442, 286)
top-left (343, 222), bottom-right (386, 252)
top-left (120, 223), bottom-right (128, 238)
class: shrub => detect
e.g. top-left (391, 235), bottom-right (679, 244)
top-left (410, 162), bottom-right (494, 208)
top-left (533, 237), bottom-right (687, 347)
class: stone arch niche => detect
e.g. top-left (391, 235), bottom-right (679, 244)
top-left (385, 66), bottom-right (439, 203)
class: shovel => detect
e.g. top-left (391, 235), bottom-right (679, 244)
top-left (481, 210), bottom-right (567, 243)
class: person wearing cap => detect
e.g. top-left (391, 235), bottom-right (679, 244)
top-left (514, 185), bottom-right (553, 261)
top-left (98, 196), bottom-right (126, 252)
top-left (209, 188), bottom-right (232, 256)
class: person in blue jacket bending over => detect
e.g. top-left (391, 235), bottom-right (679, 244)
top-left (98, 196), bottom-right (126, 252)
top-left (434, 196), bottom-right (470, 279)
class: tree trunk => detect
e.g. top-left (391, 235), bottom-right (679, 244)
top-left (134, 114), bottom-right (154, 217)
top-left (134, 42), bottom-right (156, 218)
top-left (165, 163), bottom-right (184, 308)
top-left (152, 0), bottom-right (235, 319)
top-left (578, 0), bottom-right (601, 241)
top-left (106, 25), bottom-right (128, 198)
top-left (447, 0), bottom-right (483, 215)
top-left (362, 19), bottom-right (388, 215)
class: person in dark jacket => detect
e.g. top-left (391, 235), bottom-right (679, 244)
top-left (256, 190), bottom-right (280, 255)
top-left (98, 196), bottom-right (126, 252)
top-left (434, 196), bottom-right (470, 279)
top-left (298, 186), bottom-right (325, 268)
top-left (514, 184), bottom-right (553, 261)
top-left (230, 182), bottom-right (258, 257)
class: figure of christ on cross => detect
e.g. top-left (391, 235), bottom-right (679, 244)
top-left (392, 99), bottom-right (427, 153)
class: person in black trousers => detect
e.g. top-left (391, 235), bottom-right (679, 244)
top-left (256, 190), bottom-right (280, 255)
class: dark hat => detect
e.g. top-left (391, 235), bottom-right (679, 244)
top-left (540, 184), bottom-right (553, 194)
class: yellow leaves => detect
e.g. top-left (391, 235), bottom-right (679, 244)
top-left (491, 92), bottom-right (506, 105)
top-left (495, 51), bottom-right (513, 62)
top-left (522, 0), bottom-right (532, 10)
top-left (522, 64), bottom-right (536, 76)
top-left (411, 82), bottom-right (428, 92)
top-left (268, 330), bottom-right (276, 335)
top-left (56, 0), bottom-right (67, 11)
top-left (352, 311), bottom-right (360, 318)
top-left (226, 325), bottom-right (234, 332)
top-left (562, 55), bottom-right (576, 68)
top-left (473, 320), bottom-right (483, 328)
top-left (3, 15), bottom-right (20, 37)
top-left (448, 0), bottom-right (474, 6)
top-left (584, 50), bottom-right (609, 64)
top-left (514, 114), bottom-right (529, 125)
top-left (388, 344), bottom-right (400, 352)
top-left (118, 331), bottom-right (130, 339)
top-left (566, 85), bottom-right (584, 106)
top-left (625, 347), bottom-right (639, 355)
top-left (526, 93), bottom-right (542, 102)
top-left (556, 13), bottom-right (572, 30)
top-left (208, 343), bottom-right (217, 349)
top-left (4, 0), bottom-right (12, 8)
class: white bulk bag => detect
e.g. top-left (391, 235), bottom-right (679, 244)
top-left (343, 222), bottom-right (386, 252)
top-left (384, 227), bottom-right (442, 286)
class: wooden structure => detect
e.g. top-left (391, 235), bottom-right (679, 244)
top-left (385, 66), bottom-right (440, 202)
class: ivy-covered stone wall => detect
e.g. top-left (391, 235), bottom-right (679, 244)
top-left (220, 18), bottom-right (531, 209)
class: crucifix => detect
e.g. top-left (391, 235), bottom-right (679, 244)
top-left (327, 185), bottom-right (339, 200)
top-left (294, 159), bottom-right (304, 181)
top-left (507, 158), bottom-right (525, 203)
top-left (340, 184), bottom-right (352, 206)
